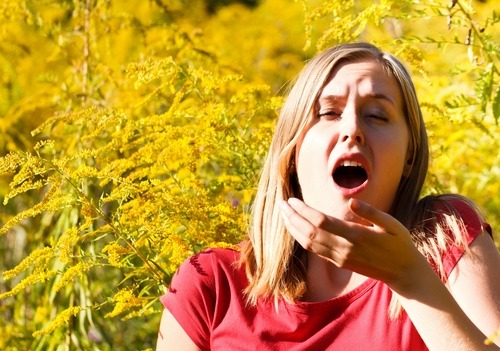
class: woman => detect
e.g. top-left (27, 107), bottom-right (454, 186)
top-left (156, 42), bottom-right (500, 350)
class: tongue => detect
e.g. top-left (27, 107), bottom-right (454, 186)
top-left (334, 167), bottom-right (366, 189)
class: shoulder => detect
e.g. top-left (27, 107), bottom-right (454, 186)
top-left (166, 246), bottom-right (242, 295)
top-left (433, 194), bottom-right (492, 242)
top-left (423, 194), bottom-right (492, 276)
top-left (161, 245), bottom-right (246, 307)
top-left (159, 246), bottom-right (245, 350)
top-left (179, 246), bottom-right (241, 277)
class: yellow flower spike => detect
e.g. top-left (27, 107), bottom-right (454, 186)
top-left (32, 306), bottom-right (83, 337)
top-left (80, 201), bottom-right (95, 229)
top-left (105, 288), bottom-right (143, 318)
top-left (53, 262), bottom-right (92, 292)
top-left (0, 268), bottom-right (57, 300)
top-left (55, 227), bottom-right (80, 264)
top-left (2, 247), bottom-right (53, 280)
top-left (160, 238), bottom-right (189, 274)
top-left (102, 242), bottom-right (129, 268)
top-left (72, 164), bottom-right (98, 180)
top-left (0, 193), bottom-right (75, 235)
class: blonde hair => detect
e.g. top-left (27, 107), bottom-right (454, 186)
top-left (240, 43), bottom-right (483, 315)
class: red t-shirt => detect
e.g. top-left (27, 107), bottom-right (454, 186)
top-left (161, 200), bottom-right (490, 351)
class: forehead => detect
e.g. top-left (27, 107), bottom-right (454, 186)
top-left (320, 59), bottom-right (402, 107)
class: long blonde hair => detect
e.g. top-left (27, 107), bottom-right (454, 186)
top-left (240, 43), bottom-right (483, 314)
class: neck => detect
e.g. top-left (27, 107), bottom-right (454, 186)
top-left (302, 252), bottom-right (368, 302)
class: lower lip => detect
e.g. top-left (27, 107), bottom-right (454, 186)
top-left (334, 180), bottom-right (368, 196)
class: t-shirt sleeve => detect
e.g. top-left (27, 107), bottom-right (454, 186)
top-left (440, 198), bottom-right (493, 277)
top-left (160, 250), bottom-right (217, 351)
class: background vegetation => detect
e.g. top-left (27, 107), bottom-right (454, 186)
top-left (0, 0), bottom-right (498, 349)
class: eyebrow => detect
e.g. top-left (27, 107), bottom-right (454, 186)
top-left (318, 93), bottom-right (397, 107)
top-left (368, 93), bottom-right (397, 106)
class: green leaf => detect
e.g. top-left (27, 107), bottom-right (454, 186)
top-left (493, 88), bottom-right (500, 123)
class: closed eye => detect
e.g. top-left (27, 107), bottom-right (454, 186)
top-left (318, 111), bottom-right (342, 120)
top-left (365, 114), bottom-right (388, 122)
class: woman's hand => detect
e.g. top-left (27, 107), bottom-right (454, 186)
top-left (279, 197), bottom-right (427, 292)
top-left (280, 197), bottom-right (500, 350)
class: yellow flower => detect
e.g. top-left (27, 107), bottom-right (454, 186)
top-left (55, 227), bottom-right (79, 264)
top-left (102, 242), bottom-right (129, 267)
top-left (53, 262), bottom-right (92, 292)
top-left (32, 306), bottom-right (83, 336)
top-left (105, 288), bottom-right (143, 318)
top-left (2, 247), bottom-right (53, 280)
top-left (0, 268), bottom-right (57, 300)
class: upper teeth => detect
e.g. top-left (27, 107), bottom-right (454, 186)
top-left (340, 160), bottom-right (362, 167)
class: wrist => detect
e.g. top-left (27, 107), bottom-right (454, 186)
top-left (386, 253), bottom-right (442, 298)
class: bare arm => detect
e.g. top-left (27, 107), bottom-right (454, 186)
top-left (280, 198), bottom-right (500, 350)
top-left (156, 309), bottom-right (200, 351)
top-left (389, 242), bottom-right (499, 351)
top-left (448, 232), bottom-right (500, 346)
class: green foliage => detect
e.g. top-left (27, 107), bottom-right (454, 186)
top-left (0, 0), bottom-right (498, 349)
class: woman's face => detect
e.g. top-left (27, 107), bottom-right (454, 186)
top-left (295, 59), bottom-right (409, 222)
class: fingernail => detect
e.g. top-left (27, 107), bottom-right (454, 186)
top-left (278, 200), bottom-right (291, 216)
top-left (349, 198), bottom-right (361, 210)
top-left (287, 197), bottom-right (301, 207)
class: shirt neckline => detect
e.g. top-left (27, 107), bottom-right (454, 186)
top-left (278, 278), bottom-right (379, 313)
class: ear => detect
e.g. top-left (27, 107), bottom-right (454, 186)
top-left (403, 158), bottom-right (413, 177)
top-left (402, 144), bottom-right (414, 176)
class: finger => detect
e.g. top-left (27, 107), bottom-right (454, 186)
top-left (279, 200), bottom-right (322, 250)
top-left (279, 199), bottom-right (324, 242)
top-left (348, 198), bottom-right (406, 235)
top-left (280, 200), bottom-right (345, 252)
top-left (281, 200), bottom-right (368, 269)
top-left (287, 198), bottom-right (353, 235)
top-left (286, 198), bottom-right (328, 228)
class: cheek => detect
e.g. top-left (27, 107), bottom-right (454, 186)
top-left (380, 134), bottom-right (409, 176)
top-left (295, 131), bottom-right (335, 200)
top-left (296, 128), bottom-right (333, 171)
top-left (296, 139), bottom-right (317, 179)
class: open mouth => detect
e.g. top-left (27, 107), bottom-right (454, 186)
top-left (333, 160), bottom-right (368, 189)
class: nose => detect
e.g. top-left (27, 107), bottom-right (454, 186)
top-left (340, 112), bottom-right (364, 145)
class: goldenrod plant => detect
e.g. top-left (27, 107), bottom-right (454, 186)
top-left (0, 0), bottom-right (498, 349)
